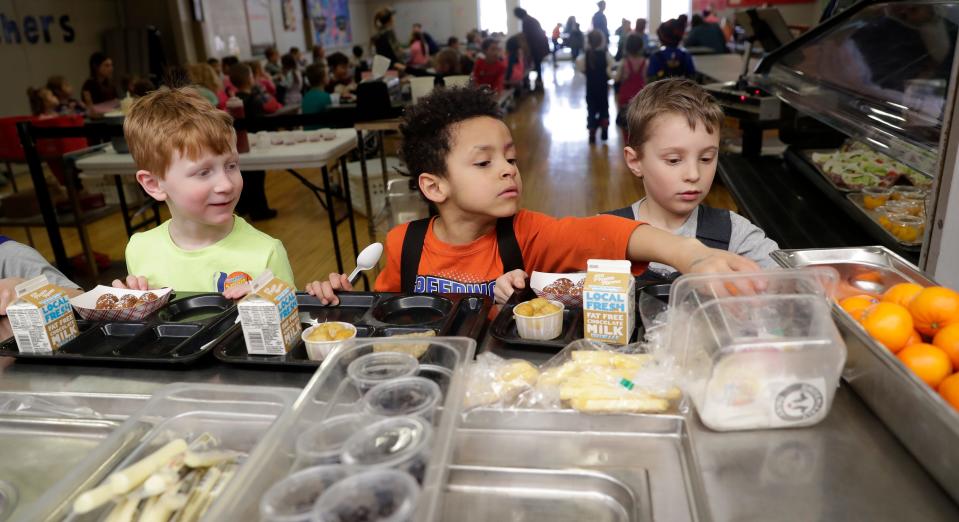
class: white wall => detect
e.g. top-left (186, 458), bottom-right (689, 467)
top-left (0, 0), bottom-right (121, 116)
top-left (201, 0), bottom-right (252, 58)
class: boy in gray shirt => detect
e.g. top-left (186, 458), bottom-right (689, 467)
top-left (0, 236), bottom-right (82, 314)
top-left (605, 78), bottom-right (778, 279)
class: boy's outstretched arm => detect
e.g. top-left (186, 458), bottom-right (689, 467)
top-left (627, 224), bottom-right (760, 274)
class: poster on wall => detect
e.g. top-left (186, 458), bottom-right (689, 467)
top-left (246, 0), bottom-right (275, 46)
top-left (307, 0), bottom-right (352, 47)
top-left (282, 0), bottom-right (297, 31)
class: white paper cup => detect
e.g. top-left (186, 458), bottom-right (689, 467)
top-left (302, 322), bottom-right (356, 361)
top-left (513, 299), bottom-right (565, 340)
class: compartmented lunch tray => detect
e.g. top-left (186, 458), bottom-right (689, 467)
top-left (212, 292), bottom-right (491, 367)
top-left (0, 293), bottom-right (236, 364)
top-left (489, 282), bottom-right (670, 350)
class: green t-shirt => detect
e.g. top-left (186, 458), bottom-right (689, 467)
top-left (125, 216), bottom-right (295, 292)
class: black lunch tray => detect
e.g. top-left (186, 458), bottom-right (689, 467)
top-left (212, 292), bottom-right (492, 368)
top-left (0, 293), bottom-right (237, 365)
top-left (488, 282), bottom-right (671, 350)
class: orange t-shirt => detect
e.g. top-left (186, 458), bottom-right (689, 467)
top-left (374, 209), bottom-right (646, 296)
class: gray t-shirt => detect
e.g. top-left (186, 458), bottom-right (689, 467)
top-left (0, 241), bottom-right (80, 289)
top-left (629, 198), bottom-right (780, 277)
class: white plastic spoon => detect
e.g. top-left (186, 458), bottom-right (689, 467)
top-left (348, 242), bottom-right (384, 284)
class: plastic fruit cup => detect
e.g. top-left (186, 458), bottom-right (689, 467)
top-left (889, 215), bottom-right (925, 243)
top-left (347, 352), bottom-right (419, 393)
top-left (862, 187), bottom-right (892, 210)
top-left (270, 132), bottom-right (285, 146)
top-left (295, 414), bottom-right (371, 468)
top-left (363, 377), bottom-right (442, 423)
top-left (312, 469), bottom-right (420, 522)
top-left (513, 300), bottom-right (565, 340)
top-left (302, 322), bottom-right (357, 361)
top-left (259, 465), bottom-right (351, 522)
top-left (891, 185), bottom-right (924, 201)
top-left (884, 199), bottom-right (922, 218)
top-left (340, 416), bottom-right (432, 483)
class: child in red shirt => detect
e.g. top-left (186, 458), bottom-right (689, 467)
top-left (472, 38), bottom-right (507, 93)
top-left (306, 87), bottom-right (758, 303)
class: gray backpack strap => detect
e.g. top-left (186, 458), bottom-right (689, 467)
top-left (602, 206), bottom-right (635, 219)
top-left (696, 206), bottom-right (732, 250)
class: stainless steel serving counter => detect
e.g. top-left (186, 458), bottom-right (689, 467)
top-left (481, 335), bottom-right (959, 522)
top-left (2, 311), bottom-right (958, 521)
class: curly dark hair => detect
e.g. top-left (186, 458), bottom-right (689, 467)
top-left (400, 86), bottom-right (502, 179)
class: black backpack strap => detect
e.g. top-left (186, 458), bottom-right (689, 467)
top-left (601, 206), bottom-right (635, 219)
top-left (696, 206), bottom-right (733, 250)
top-left (495, 216), bottom-right (525, 273)
top-left (400, 218), bottom-right (431, 294)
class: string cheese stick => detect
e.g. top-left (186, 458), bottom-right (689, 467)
top-left (184, 450), bottom-right (241, 468)
top-left (108, 439), bottom-right (188, 494)
top-left (103, 496), bottom-right (139, 522)
top-left (73, 482), bottom-right (119, 514)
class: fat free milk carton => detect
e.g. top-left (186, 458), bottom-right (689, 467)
top-left (583, 259), bottom-right (635, 345)
top-left (7, 275), bottom-right (79, 353)
top-left (238, 270), bottom-right (301, 355)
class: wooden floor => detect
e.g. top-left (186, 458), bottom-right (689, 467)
top-left (1, 61), bottom-right (735, 289)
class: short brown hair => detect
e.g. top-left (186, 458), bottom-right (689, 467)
top-left (625, 78), bottom-right (724, 153)
top-left (124, 87), bottom-right (235, 177)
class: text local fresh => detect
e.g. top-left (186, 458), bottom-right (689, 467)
top-left (584, 291), bottom-right (628, 312)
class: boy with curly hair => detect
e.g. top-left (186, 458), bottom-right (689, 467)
top-left (307, 87), bottom-right (758, 304)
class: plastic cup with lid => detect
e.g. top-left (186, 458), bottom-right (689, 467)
top-left (362, 377), bottom-right (442, 423)
top-left (346, 352), bottom-right (419, 393)
top-left (260, 465), bottom-right (351, 522)
top-left (294, 413), bottom-right (372, 468)
top-left (340, 416), bottom-right (432, 483)
top-left (311, 469), bottom-right (419, 522)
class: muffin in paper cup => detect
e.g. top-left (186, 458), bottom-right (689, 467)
top-left (70, 285), bottom-right (173, 321)
top-left (531, 271), bottom-right (586, 308)
top-left (513, 298), bottom-right (565, 340)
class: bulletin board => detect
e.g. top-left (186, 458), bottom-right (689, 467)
top-left (246, 0), bottom-right (275, 46)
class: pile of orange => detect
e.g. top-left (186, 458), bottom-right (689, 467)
top-left (839, 283), bottom-right (959, 412)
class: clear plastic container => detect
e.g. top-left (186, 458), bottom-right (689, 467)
top-left (363, 377), bottom-right (442, 422)
top-left (260, 465), bottom-right (352, 522)
top-left (668, 269), bottom-right (846, 431)
top-left (341, 416), bottom-right (432, 483)
top-left (347, 352), bottom-right (419, 393)
top-left (295, 414), bottom-right (373, 468)
top-left (312, 469), bottom-right (420, 522)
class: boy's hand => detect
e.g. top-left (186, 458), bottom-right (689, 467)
top-left (493, 269), bottom-right (528, 305)
top-left (222, 286), bottom-right (251, 300)
top-left (0, 277), bottom-right (25, 315)
top-left (677, 240), bottom-right (764, 295)
top-left (112, 275), bottom-right (150, 291)
top-left (305, 273), bottom-right (353, 305)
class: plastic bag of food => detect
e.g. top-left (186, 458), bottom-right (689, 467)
top-left (462, 352), bottom-right (541, 411)
top-left (520, 339), bottom-right (682, 414)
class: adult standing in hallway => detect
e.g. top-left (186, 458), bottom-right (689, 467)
top-left (513, 8), bottom-right (549, 90)
top-left (592, 1), bottom-right (609, 41)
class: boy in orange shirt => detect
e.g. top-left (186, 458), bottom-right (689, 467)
top-left (306, 87), bottom-right (757, 304)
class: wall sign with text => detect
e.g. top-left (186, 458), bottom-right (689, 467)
top-left (0, 13), bottom-right (75, 44)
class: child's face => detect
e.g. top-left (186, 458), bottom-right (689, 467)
top-left (41, 89), bottom-right (58, 109)
top-left (429, 116), bottom-right (521, 219)
top-left (333, 64), bottom-right (350, 80)
top-left (152, 148), bottom-right (243, 228)
top-left (486, 44), bottom-right (501, 61)
top-left (624, 113), bottom-right (719, 219)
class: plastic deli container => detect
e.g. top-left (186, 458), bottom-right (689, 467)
top-left (312, 469), bottom-right (420, 522)
top-left (341, 416), bottom-right (433, 483)
top-left (347, 352), bottom-right (420, 393)
top-left (295, 414), bottom-right (371, 468)
top-left (260, 465), bottom-right (352, 522)
top-left (363, 377), bottom-right (443, 422)
top-left (667, 269), bottom-right (847, 431)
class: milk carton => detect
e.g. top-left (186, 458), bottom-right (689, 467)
top-left (238, 270), bottom-right (301, 355)
top-left (7, 275), bottom-right (79, 353)
top-left (583, 259), bottom-right (635, 345)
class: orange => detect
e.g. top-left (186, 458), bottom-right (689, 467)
top-left (881, 283), bottom-right (923, 308)
top-left (909, 286), bottom-right (959, 337)
top-left (938, 373), bottom-right (959, 411)
top-left (839, 295), bottom-right (879, 322)
top-left (905, 329), bottom-right (923, 347)
top-left (898, 343), bottom-right (953, 388)
top-left (932, 323), bottom-right (959, 370)
top-left (861, 302), bottom-right (914, 352)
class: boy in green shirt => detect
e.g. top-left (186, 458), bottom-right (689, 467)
top-left (113, 87), bottom-right (294, 297)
